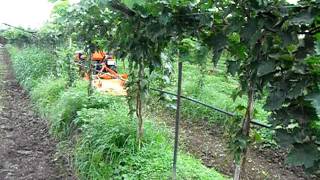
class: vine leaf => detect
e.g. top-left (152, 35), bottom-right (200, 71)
top-left (257, 60), bottom-right (275, 77)
top-left (290, 8), bottom-right (315, 25)
top-left (227, 60), bottom-right (240, 76)
top-left (210, 33), bottom-right (227, 66)
top-left (306, 93), bottom-right (320, 118)
top-left (287, 80), bottom-right (308, 99)
top-left (241, 19), bottom-right (258, 44)
top-left (280, 31), bottom-right (297, 46)
top-left (269, 53), bottom-right (294, 61)
top-left (121, 0), bottom-right (146, 9)
top-left (286, 143), bottom-right (320, 168)
top-left (264, 89), bottom-right (286, 110)
top-left (315, 41), bottom-right (320, 55)
top-left (275, 129), bottom-right (296, 147)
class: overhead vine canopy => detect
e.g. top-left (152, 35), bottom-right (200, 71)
top-left (99, 0), bottom-right (320, 171)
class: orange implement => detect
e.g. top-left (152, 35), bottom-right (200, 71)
top-left (93, 79), bottom-right (127, 96)
top-left (76, 50), bottom-right (128, 96)
top-left (98, 73), bottom-right (113, 79)
top-left (92, 51), bottom-right (106, 61)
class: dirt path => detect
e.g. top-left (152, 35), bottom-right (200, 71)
top-left (178, 120), bottom-right (308, 180)
top-left (148, 106), bottom-right (312, 180)
top-left (0, 48), bottom-right (71, 180)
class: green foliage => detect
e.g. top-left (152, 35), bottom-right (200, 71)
top-left (54, 45), bottom-right (78, 78)
top-left (224, 115), bottom-right (248, 164)
top-left (46, 80), bottom-right (87, 138)
top-left (31, 77), bottom-right (67, 116)
top-left (153, 60), bottom-right (270, 127)
top-left (50, 0), bottom-right (70, 18)
top-left (47, 80), bottom-right (117, 138)
top-left (210, 0), bottom-right (320, 171)
top-left (286, 143), bottom-right (320, 169)
top-left (0, 28), bottom-right (34, 47)
top-left (75, 97), bottom-right (227, 179)
top-left (74, 105), bottom-right (136, 179)
top-left (306, 92), bottom-right (320, 119)
top-left (8, 46), bottom-right (56, 89)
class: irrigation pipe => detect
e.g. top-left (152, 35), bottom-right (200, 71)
top-left (150, 88), bottom-right (271, 129)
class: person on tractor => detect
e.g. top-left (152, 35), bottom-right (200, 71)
top-left (74, 49), bottom-right (128, 95)
top-left (74, 50), bottom-right (86, 76)
top-left (75, 50), bottom-right (126, 80)
top-left (91, 51), bottom-right (117, 73)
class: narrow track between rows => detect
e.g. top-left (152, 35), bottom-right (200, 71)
top-left (0, 48), bottom-right (71, 180)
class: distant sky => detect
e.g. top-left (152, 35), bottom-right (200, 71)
top-left (0, 0), bottom-right (80, 30)
top-left (0, 0), bottom-right (53, 29)
top-left (0, 0), bottom-right (299, 30)
top-left (287, 0), bottom-right (298, 4)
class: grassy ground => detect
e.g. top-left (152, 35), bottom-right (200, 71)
top-left (161, 61), bottom-right (268, 120)
top-left (149, 59), bottom-right (274, 144)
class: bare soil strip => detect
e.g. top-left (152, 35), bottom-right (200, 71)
top-left (0, 48), bottom-right (71, 180)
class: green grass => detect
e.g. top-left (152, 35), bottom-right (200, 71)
top-left (7, 45), bottom-right (57, 90)
top-left (31, 77), bottom-right (67, 116)
top-left (162, 61), bottom-right (269, 122)
top-left (74, 97), bottom-right (227, 179)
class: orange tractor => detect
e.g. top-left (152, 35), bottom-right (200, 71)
top-left (75, 50), bottom-right (128, 96)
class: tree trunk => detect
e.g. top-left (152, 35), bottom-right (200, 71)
top-left (136, 61), bottom-right (144, 148)
top-left (52, 44), bottom-right (58, 77)
top-left (234, 82), bottom-right (255, 180)
top-left (87, 51), bottom-right (93, 97)
top-left (67, 38), bottom-right (73, 87)
top-left (67, 54), bottom-right (73, 87)
top-left (123, 60), bottom-right (126, 70)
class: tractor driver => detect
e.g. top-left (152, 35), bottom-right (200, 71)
top-left (74, 50), bottom-right (86, 75)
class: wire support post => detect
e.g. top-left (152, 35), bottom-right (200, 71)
top-left (172, 62), bottom-right (183, 180)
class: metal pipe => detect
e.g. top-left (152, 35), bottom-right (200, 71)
top-left (150, 88), bottom-right (271, 129)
